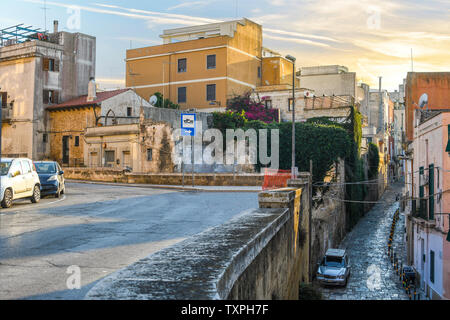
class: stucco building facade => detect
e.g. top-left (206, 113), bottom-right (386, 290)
top-left (0, 24), bottom-right (96, 160)
top-left (405, 110), bottom-right (450, 300)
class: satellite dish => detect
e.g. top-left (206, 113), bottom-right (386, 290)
top-left (149, 95), bottom-right (158, 106)
top-left (418, 93), bottom-right (428, 109)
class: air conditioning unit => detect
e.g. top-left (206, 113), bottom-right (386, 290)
top-left (419, 174), bottom-right (429, 186)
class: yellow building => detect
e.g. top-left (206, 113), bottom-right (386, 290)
top-left (126, 18), bottom-right (295, 112)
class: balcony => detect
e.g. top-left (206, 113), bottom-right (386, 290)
top-left (410, 198), bottom-right (436, 225)
top-left (1, 106), bottom-right (13, 122)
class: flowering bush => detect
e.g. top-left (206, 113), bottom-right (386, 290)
top-left (226, 92), bottom-right (279, 123)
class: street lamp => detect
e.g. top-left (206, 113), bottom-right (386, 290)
top-left (285, 54), bottom-right (296, 179)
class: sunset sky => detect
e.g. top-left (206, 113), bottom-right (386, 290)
top-left (2, 0), bottom-right (449, 92)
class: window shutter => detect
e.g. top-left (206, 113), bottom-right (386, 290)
top-left (446, 125), bottom-right (450, 153)
top-left (43, 58), bottom-right (50, 71)
top-left (1, 92), bottom-right (7, 107)
top-left (54, 60), bottom-right (60, 72)
top-left (53, 91), bottom-right (59, 104)
top-left (43, 90), bottom-right (49, 104)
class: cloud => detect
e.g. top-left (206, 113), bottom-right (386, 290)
top-left (167, 1), bottom-right (212, 11)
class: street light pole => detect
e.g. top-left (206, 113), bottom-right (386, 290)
top-left (286, 55), bottom-right (296, 179)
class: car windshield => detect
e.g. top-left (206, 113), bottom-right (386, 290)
top-left (324, 256), bottom-right (345, 268)
top-left (35, 163), bottom-right (57, 174)
top-left (0, 161), bottom-right (12, 176)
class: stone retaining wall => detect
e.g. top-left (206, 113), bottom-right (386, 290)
top-left (62, 167), bottom-right (264, 186)
top-left (85, 181), bottom-right (310, 300)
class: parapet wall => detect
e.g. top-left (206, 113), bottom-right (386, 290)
top-left (63, 167), bottom-right (264, 186)
top-left (85, 181), bottom-right (310, 300)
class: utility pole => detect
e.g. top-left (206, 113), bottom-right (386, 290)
top-left (286, 55), bottom-right (297, 179)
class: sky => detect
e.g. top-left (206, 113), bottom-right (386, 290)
top-left (1, 0), bottom-right (449, 92)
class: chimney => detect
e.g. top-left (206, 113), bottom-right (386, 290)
top-left (53, 20), bottom-right (59, 33)
top-left (87, 77), bottom-right (97, 102)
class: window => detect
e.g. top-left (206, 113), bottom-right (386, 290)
top-left (43, 133), bottom-right (48, 143)
top-left (127, 107), bottom-right (132, 117)
top-left (0, 92), bottom-right (7, 107)
top-left (288, 98), bottom-right (294, 111)
top-left (207, 55), bottom-right (216, 69)
top-left (147, 149), bottom-right (153, 161)
top-left (178, 58), bottom-right (187, 73)
top-left (43, 58), bottom-right (59, 72)
top-left (21, 160), bottom-right (32, 174)
top-left (258, 66), bottom-right (261, 79)
top-left (74, 136), bottom-right (80, 147)
top-left (206, 84), bottom-right (216, 101)
top-left (178, 87), bottom-right (187, 103)
top-left (264, 99), bottom-right (272, 109)
top-left (430, 250), bottom-right (435, 283)
top-left (43, 90), bottom-right (59, 104)
top-left (104, 150), bottom-right (115, 166)
top-left (10, 161), bottom-right (23, 176)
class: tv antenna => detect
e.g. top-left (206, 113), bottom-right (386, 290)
top-left (41, 0), bottom-right (50, 32)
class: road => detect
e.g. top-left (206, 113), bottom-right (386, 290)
top-left (0, 182), bottom-right (258, 300)
top-left (318, 182), bottom-right (410, 300)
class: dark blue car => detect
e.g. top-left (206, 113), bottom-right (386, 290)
top-left (34, 161), bottom-right (66, 198)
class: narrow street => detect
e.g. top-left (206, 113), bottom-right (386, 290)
top-left (319, 182), bottom-right (410, 300)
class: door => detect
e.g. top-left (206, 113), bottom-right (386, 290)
top-left (9, 160), bottom-right (26, 196)
top-left (122, 151), bottom-right (131, 169)
top-left (421, 238), bottom-right (425, 287)
top-left (62, 136), bottom-right (70, 165)
top-left (20, 160), bottom-right (34, 195)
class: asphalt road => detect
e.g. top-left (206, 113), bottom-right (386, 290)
top-left (0, 182), bottom-right (258, 300)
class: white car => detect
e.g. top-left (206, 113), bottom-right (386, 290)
top-left (0, 158), bottom-right (41, 208)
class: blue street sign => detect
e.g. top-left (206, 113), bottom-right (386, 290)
top-left (181, 113), bottom-right (196, 136)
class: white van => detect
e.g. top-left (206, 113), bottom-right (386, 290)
top-left (0, 158), bottom-right (41, 208)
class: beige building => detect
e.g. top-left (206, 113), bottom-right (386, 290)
top-left (125, 18), bottom-right (297, 112)
top-left (0, 22), bottom-right (95, 160)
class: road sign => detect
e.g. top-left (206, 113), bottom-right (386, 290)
top-left (181, 113), bottom-right (196, 136)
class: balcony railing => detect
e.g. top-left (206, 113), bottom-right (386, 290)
top-left (410, 198), bottom-right (434, 222)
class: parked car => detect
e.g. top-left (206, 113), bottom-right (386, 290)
top-left (34, 161), bottom-right (65, 198)
top-left (0, 158), bottom-right (42, 208)
top-left (316, 249), bottom-right (351, 286)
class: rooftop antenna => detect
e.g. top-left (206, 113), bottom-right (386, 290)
top-left (41, 0), bottom-right (49, 33)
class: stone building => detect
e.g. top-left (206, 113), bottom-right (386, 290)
top-left (0, 22), bottom-right (95, 160)
top-left (46, 84), bottom-right (150, 167)
top-left (83, 106), bottom-right (213, 173)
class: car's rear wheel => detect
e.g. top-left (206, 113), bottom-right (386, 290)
top-left (1, 189), bottom-right (13, 208)
top-left (31, 185), bottom-right (41, 203)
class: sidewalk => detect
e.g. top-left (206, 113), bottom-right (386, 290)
top-left (66, 179), bottom-right (262, 193)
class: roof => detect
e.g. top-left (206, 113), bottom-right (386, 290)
top-left (46, 89), bottom-right (130, 111)
top-left (325, 249), bottom-right (346, 257)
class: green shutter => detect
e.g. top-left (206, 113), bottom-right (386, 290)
top-left (429, 164), bottom-right (434, 220)
top-left (419, 167), bottom-right (426, 219)
top-left (446, 125), bottom-right (450, 152)
top-left (430, 250), bottom-right (435, 283)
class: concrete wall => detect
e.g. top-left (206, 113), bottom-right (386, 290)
top-left (300, 72), bottom-right (357, 98)
top-left (85, 182), bottom-right (310, 300)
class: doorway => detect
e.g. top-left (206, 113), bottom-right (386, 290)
top-left (62, 136), bottom-right (70, 165)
